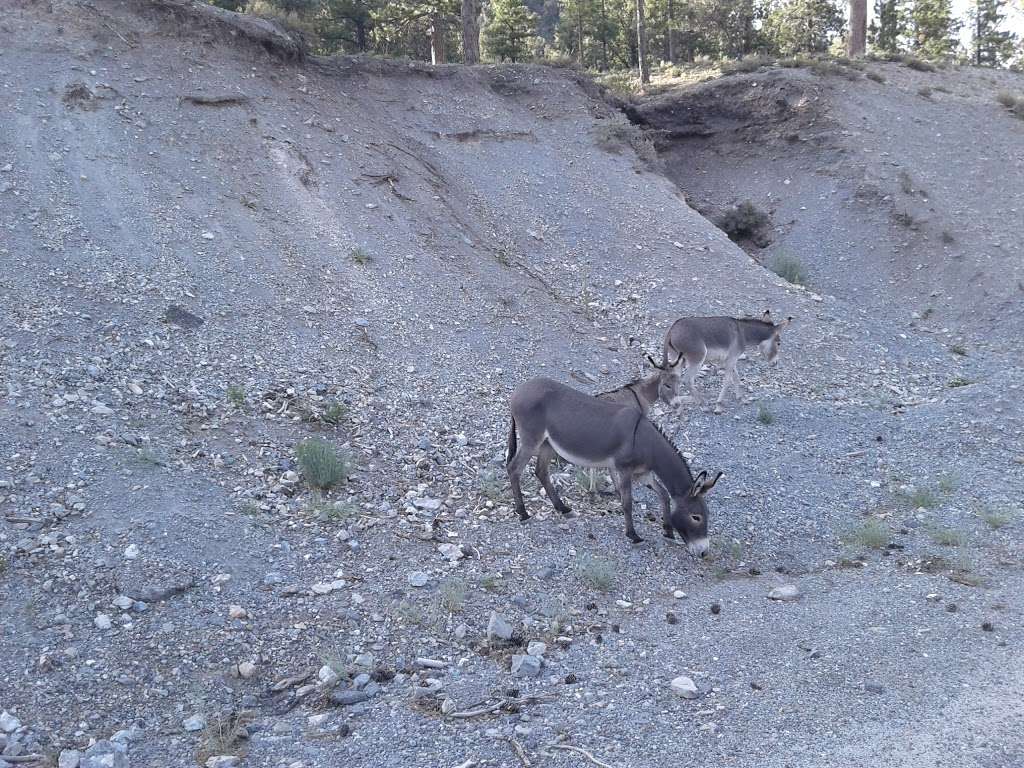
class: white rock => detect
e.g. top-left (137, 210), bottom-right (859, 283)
top-left (90, 403), bottom-right (113, 415)
top-left (526, 641), bottom-right (547, 657)
top-left (407, 571), bottom-right (429, 588)
top-left (307, 713), bottom-right (331, 728)
top-left (58, 750), bottom-right (82, 768)
top-left (201, 231), bottom-right (215, 240)
top-left (205, 758), bottom-right (240, 768)
top-left (237, 661), bottom-right (258, 679)
top-left (511, 654), bottom-right (542, 677)
top-left (183, 714), bottom-right (206, 732)
top-left (123, 544), bottom-right (139, 560)
top-left (672, 590), bottom-right (688, 599)
top-left (111, 595), bottom-right (134, 610)
top-left (94, 613), bottom-right (113, 630)
top-left (0, 711), bottom-right (21, 733)
top-left (228, 605), bottom-right (248, 619)
top-left (437, 543), bottom-right (463, 561)
top-left (767, 584), bottom-right (802, 601)
top-left (487, 611), bottom-right (514, 641)
top-left (671, 675), bottom-right (699, 699)
top-left (318, 665), bottom-right (340, 685)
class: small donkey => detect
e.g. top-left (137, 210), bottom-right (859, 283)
top-left (655, 310), bottom-right (792, 413)
top-left (506, 377), bottom-right (722, 556)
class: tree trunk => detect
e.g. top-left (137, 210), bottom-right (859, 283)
top-left (667, 0), bottom-right (675, 62)
top-left (848, 0), bottom-right (867, 56)
top-left (600, 0), bottom-right (609, 71)
top-left (430, 14), bottom-right (446, 65)
top-left (461, 0), bottom-right (480, 64)
top-left (636, 0), bottom-right (649, 84)
top-left (577, 2), bottom-right (585, 66)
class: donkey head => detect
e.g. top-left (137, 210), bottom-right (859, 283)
top-left (670, 470), bottom-right (723, 559)
top-left (646, 352), bottom-right (683, 404)
top-left (758, 311), bottom-right (793, 365)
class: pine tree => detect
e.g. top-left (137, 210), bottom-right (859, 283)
top-left (482, 0), bottom-right (539, 61)
top-left (869, 0), bottom-right (906, 54)
top-left (909, 0), bottom-right (961, 59)
top-left (763, 0), bottom-right (845, 55)
top-left (970, 0), bottom-right (1018, 66)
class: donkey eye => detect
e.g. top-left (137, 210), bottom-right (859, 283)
top-left (690, 514), bottom-right (703, 524)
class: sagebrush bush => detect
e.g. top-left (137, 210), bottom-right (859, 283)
top-left (721, 55), bottom-right (773, 75)
top-left (718, 201), bottom-right (771, 246)
top-left (576, 554), bottom-right (615, 592)
top-left (296, 438), bottom-right (351, 490)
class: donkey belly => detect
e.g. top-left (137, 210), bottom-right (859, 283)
top-left (544, 433), bottom-right (614, 469)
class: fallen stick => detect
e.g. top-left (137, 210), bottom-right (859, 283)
top-left (2, 756), bottom-right (46, 765)
top-left (446, 702), bottom-right (504, 719)
top-left (545, 744), bottom-right (614, 768)
top-left (506, 736), bottom-right (531, 767)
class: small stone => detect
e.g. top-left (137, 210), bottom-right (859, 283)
top-left (710, 603), bottom-right (721, 615)
top-left (672, 590), bottom-right (687, 599)
top-left (111, 595), bottom-right (134, 610)
top-left (671, 676), bottom-right (699, 699)
top-left (90, 403), bottom-right (113, 416)
top-left (864, 681), bottom-right (885, 694)
top-left (767, 584), bottom-right (801, 601)
top-left (487, 611), bottom-right (514, 642)
top-left (201, 231), bottom-right (215, 239)
top-left (440, 697), bottom-right (457, 715)
top-left (665, 612), bottom-right (678, 625)
top-left (330, 690), bottom-right (370, 707)
top-left (454, 623), bottom-right (469, 640)
top-left (58, 750), bottom-right (82, 768)
top-left (526, 641), bottom-right (547, 657)
top-left (81, 740), bottom-right (127, 768)
top-left (307, 713), bottom-right (331, 728)
top-left (564, 673), bottom-right (578, 684)
top-left (353, 673), bottom-right (371, 689)
top-left (94, 613), bottom-right (113, 630)
top-left (982, 621), bottom-right (994, 632)
top-left (123, 544), bottom-right (139, 560)
top-left (511, 654), bottom-right (542, 677)
top-left (183, 714), bottom-right (206, 732)
top-left (263, 572), bottom-right (285, 585)
top-left (537, 565), bottom-right (556, 580)
top-left (407, 571), bottom-right (429, 588)
top-left (946, 603), bottom-right (958, 613)
top-left (228, 605), bottom-right (248, 619)
top-left (237, 661), bottom-right (258, 679)
top-left (353, 653), bottom-right (373, 668)
top-left (205, 758), bottom-right (241, 768)
top-left (0, 713), bottom-right (19, 733)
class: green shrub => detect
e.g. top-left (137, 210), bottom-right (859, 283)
top-left (295, 438), bottom-right (351, 490)
top-left (756, 403), bottom-right (776, 425)
top-left (840, 519), bottom-right (890, 549)
top-left (576, 554), bottom-right (615, 592)
top-left (769, 253), bottom-right (808, 286)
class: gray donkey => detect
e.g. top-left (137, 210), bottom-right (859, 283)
top-left (506, 377), bottom-right (722, 556)
top-left (655, 310), bottom-right (793, 413)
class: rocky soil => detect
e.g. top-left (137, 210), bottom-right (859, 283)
top-left (1, 3), bottom-right (1022, 768)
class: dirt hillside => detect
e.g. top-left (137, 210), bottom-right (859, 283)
top-left (1, 3), bottom-right (1022, 768)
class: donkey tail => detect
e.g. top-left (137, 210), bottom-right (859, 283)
top-left (506, 417), bottom-right (518, 465)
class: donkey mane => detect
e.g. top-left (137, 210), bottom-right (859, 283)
top-left (645, 419), bottom-right (695, 485)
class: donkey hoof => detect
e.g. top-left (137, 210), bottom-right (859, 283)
top-left (557, 505), bottom-right (574, 516)
top-left (662, 529), bottom-right (675, 540)
top-left (628, 534), bottom-right (645, 545)
top-left (712, 405), bottom-right (724, 415)
top-left (517, 513), bottom-right (531, 523)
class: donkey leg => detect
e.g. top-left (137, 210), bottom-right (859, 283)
top-left (535, 442), bottom-right (572, 515)
top-left (649, 477), bottom-right (674, 539)
top-left (730, 361), bottom-right (743, 400)
top-left (614, 472), bottom-right (642, 544)
top-left (506, 440), bottom-right (538, 522)
top-left (684, 361), bottom-right (703, 407)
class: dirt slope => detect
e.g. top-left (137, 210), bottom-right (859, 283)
top-left (632, 63), bottom-right (1024, 347)
top-left (1, 4), bottom-right (1022, 768)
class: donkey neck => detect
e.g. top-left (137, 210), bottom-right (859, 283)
top-left (631, 374), bottom-right (661, 409)
top-left (638, 420), bottom-right (696, 497)
top-left (737, 319), bottom-right (775, 346)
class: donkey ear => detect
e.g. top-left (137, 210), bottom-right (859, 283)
top-left (777, 316), bottom-right (793, 330)
top-left (690, 470), bottom-right (708, 497)
top-left (646, 354), bottom-right (663, 370)
top-left (762, 309), bottom-right (772, 321)
top-left (699, 470), bottom-right (724, 495)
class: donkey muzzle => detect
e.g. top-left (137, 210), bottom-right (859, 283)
top-left (687, 537), bottom-right (710, 559)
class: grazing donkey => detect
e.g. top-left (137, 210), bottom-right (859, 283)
top-left (506, 377), bottom-right (722, 556)
top-left (655, 310), bottom-right (792, 413)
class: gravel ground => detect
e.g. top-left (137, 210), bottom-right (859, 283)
top-left (0, 3), bottom-right (1022, 768)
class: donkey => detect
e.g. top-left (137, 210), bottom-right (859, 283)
top-left (506, 377), bottom-right (722, 556)
top-left (655, 310), bottom-right (793, 413)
